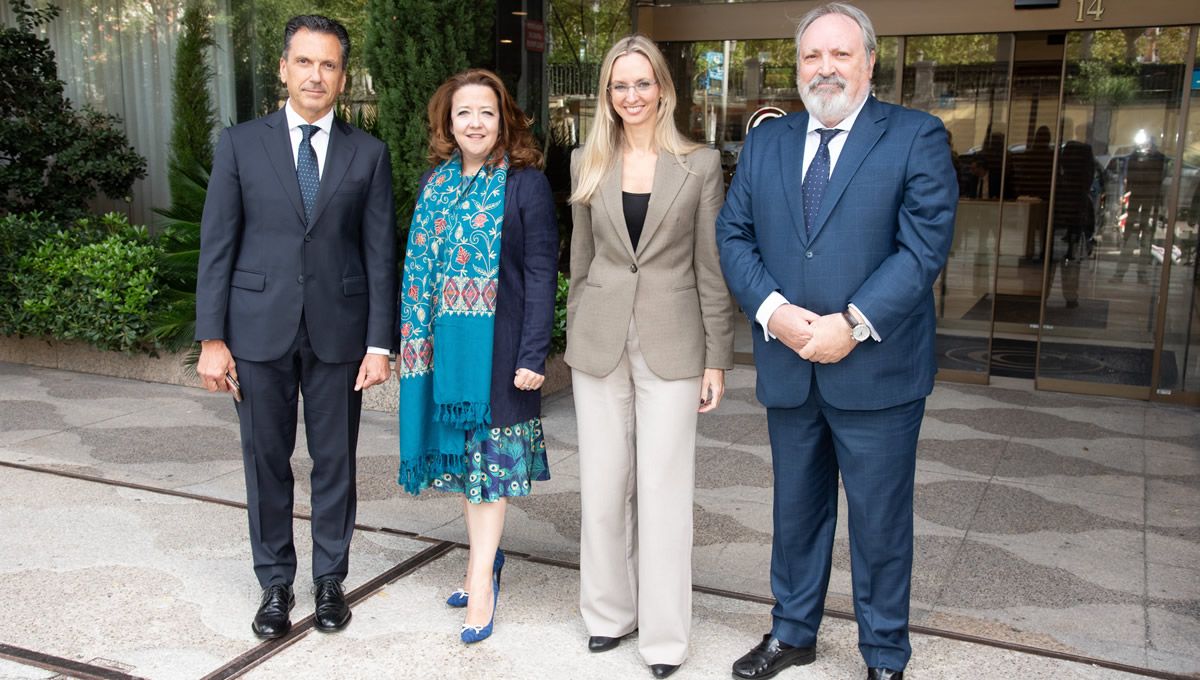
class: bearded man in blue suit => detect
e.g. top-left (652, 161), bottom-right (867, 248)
top-left (717, 4), bottom-right (956, 679)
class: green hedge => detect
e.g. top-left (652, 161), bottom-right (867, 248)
top-left (552, 272), bottom-right (569, 355)
top-left (3, 213), bottom-right (162, 353)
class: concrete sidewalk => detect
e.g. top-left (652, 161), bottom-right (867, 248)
top-left (0, 361), bottom-right (1196, 679)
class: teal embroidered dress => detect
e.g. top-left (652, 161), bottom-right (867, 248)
top-left (397, 155), bottom-right (550, 503)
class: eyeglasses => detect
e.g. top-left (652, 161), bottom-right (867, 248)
top-left (608, 80), bottom-right (658, 96)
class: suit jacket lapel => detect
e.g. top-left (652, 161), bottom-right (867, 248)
top-left (263, 108), bottom-right (306, 225)
top-left (636, 152), bottom-right (688, 255)
top-left (782, 113), bottom-right (811, 245)
top-left (307, 117), bottom-right (357, 233)
top-left (808, 97), bottom-right (886, 243)
top-left (599, 156), bottom-right (636, 260)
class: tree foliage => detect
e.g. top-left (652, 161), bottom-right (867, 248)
top-left (548, 0), bottom-right (631, 66)
top-left (168, 0), bottom-right (217, 215)
top-left (363, 0), bottom-right (492, 244)
top-left (231, 0), bottom-right (372, 119)
top-left (0, 0), bottom-right (146, 221)
top-left (149, 0), bottom-right (223, 353)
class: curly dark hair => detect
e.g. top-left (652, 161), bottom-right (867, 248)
top-left (426, 69), bottom-right (543, 171)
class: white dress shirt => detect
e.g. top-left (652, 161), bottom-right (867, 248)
top-left (284, 101), bottom-right (334, 178)
top-left (755, 95), bottom-right (881, 343)
top-left (284, 101), bottom-right (389, 357)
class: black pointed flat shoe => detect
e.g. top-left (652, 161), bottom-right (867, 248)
top-left (650, 663), bottom-right (679, 678)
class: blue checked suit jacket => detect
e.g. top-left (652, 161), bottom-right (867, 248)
top-left (716, 97), bottom-right (957, 411)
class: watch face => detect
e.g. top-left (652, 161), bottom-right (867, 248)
top-left (852, 325), bottom-right (870, 342)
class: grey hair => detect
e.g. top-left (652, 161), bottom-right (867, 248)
top-left (794, 2), bottom-right (877, 57)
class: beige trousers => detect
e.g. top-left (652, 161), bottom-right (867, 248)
top-left (574, 318), bottom-right (701, 666)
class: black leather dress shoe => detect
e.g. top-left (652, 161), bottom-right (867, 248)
top-left (313, 577), bottom-right (351, 632)
top-left (649, 663), bottom-right (679, 678)
top-left (731, 633), bottom-right (816, 679)
top-left (867, 668), bottom-right (904, 680)
top-left (251, 584), bottom-right (294, 639)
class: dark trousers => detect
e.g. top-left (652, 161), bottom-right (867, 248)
top-left (234, 317), bottom-right (362, 588)
top-left (766, 379), bottom-right (924, 672)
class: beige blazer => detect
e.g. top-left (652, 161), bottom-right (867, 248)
top-left (566, 147), bottom-right (735, 380)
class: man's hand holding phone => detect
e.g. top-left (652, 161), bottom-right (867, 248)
top-left (225, 372), bottom-right (242, 402)
top-left (198, 339), bottom-right (239, 401)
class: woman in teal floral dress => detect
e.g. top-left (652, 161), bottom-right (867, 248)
top-left (397, 69), bottom-right (558, 644)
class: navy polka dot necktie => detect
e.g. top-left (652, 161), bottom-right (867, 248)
top-left (802, 128), bottom-right (842, 235)
top-left (297, 124), bottom-right (320, 224)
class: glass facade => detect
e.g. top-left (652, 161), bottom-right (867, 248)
top-left (648, 20), bottom-right (1199, 403)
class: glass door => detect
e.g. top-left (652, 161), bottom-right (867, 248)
top-left (1038, 27), bottom-right (1194, 397)
top-left (1157, 28), bottom-right (1200, 400)
top-left (990, 33), bottom-right (1066, 381)
top-left (902, 34), bottom-right (1015, 381)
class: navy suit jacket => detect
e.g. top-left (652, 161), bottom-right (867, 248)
top-left (488, 167), bottom-right (558, 428)
top-left (716, 97), bottom-right (956, 411)
top-left (195, 109), bottom-right (397, 363)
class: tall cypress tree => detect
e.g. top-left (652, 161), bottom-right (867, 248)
top-left (167, 0), bottom-right (217, 216)
top-left (150, 0), bottom-right (217, 353)
top-left (364, 0), bottom-right (493, 250)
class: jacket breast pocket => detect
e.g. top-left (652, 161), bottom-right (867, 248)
top-left (231, 269), bottom-right (265, 292)
top-left (343, 275), bottom-right (367, 296)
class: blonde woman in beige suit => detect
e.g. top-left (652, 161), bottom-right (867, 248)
top-left (567, 35), bottom-right (735, 679)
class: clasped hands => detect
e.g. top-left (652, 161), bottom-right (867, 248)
top-left (766, 304), bottom-right (858, 364)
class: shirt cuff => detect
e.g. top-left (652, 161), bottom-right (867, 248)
top-left (847, 303), bottom-right (882, 342)
top-left (366, 346), bottom-right (390, 355)
top-left (755, 291), bottom-right (790, 342)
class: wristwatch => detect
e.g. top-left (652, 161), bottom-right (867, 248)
top-left (841, 310), bottom-right (871, 342)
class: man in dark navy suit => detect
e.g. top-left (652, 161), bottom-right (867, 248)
top-left (717, 4), bottom-right (956, 679)
top-left (194, 15), bottom-right (395, 639)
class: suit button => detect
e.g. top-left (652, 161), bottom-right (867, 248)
top-left (297, 275), bottom-right (305, 284)
top-left (304, 234), bottom-right (312, 242)
top-left (630, 263), bottom-right (638, 273)
top-left (805, 251), bottom-right (814, 259)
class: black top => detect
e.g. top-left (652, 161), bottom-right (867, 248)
top-left (622, 191), bottom-right (651, 251)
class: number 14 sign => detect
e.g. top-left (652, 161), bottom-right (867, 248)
top-left (1076, 0), bottom-right (1105, 21)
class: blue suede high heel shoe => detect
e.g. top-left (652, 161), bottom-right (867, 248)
top-left (447, 548), bottom-right (505, 608)
top-left (446, 589), bottom-right (469, 607)
top-left (460, 571), bottom-right (500, 644)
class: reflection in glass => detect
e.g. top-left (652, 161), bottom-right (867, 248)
top-left (659, 36), bottom-right (899, 182)
top-left (902, 34), bottom-right (1013, 378)
top-left (1048, 27), bottom-right (1192, 389)
top-left (1158, 30), bottom-right (1200, 394)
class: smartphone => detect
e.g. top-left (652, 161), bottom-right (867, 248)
top-left (225, 372), bottom-right (242, 403)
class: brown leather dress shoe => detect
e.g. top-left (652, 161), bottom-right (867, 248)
top-left (313, 577), bottom-right (351, 632)
top-left (867, 668), bottom-right (904, 680)
top-left (731, 633), bottom-right (816, 679)
top-left (251, 584), bottom-right (294, 639)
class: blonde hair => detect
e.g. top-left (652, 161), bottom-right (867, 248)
top-left (569, 35), bottom-right (700, 206)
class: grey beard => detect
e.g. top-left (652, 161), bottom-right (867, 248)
top-left (798, 76), bottom-right (864, 126)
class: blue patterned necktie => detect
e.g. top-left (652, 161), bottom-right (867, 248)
top-left (802, 128), bottom-right (842, 235)
top-left (297, 124), bottom-right (320, 223)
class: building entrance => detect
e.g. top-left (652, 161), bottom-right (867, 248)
top-left (921, 27), bottom-right (1197, 399)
